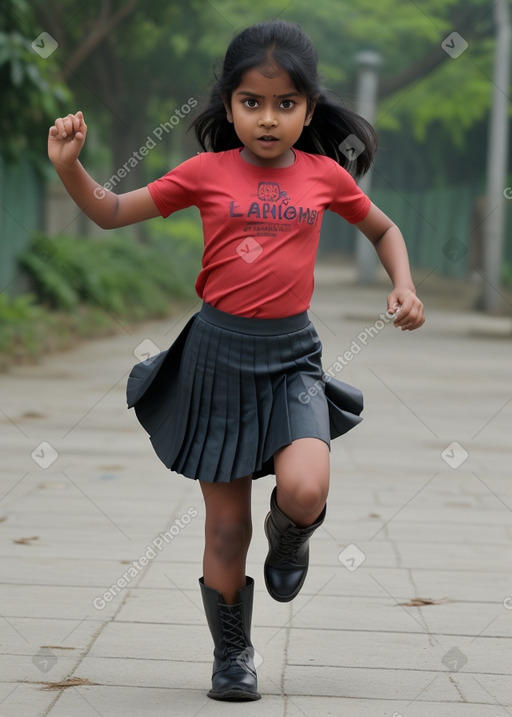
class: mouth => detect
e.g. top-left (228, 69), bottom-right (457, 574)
top-left (258, 135), bottom-right (278, 143)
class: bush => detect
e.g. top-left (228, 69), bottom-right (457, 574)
top-left (0, 293), bottom-right (46, 359)
top-left (1, 218), bottom-right (203, 367)
top-left (20, 222), bottom-right (201, 319)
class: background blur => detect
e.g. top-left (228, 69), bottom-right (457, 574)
top-left (1, 0), bottom-right (511, 365)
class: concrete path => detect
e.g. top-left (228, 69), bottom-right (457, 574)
top-left (1, 262), bottom-right (511, 716)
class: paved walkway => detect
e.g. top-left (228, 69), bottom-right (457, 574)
top-left (1, 263), bottom-right (511, 716)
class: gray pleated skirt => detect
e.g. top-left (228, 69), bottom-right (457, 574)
top-left (126, 302), bottom-right (363, 483)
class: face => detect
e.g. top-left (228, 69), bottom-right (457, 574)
top-left (225, 64), bottom-right (315, 168)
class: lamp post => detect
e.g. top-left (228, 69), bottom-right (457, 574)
top-left (354, 50), bottom-right (382, 285)
top-left (482, 0), bottom-right (510, 312)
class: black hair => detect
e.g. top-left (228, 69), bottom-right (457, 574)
top-left (191, 19), bottom-right (378, 178)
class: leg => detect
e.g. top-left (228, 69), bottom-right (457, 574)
top-left (200, 475), bottom-right (252, 604)
top-left (198, 475), bottom-right (260, 701)
top-left (274, 437), bottom-right (330, 526)
top-left (264, 438), bottom-right (329, 602)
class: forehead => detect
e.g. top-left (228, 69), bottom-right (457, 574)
top-left (236, 66), bottom-right (299, 96)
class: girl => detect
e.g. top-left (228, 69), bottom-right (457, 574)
top-left (48, 19), bottom-right (424, 703)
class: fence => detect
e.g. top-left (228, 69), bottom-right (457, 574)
top-left (321, 183), bottom-right (512, 279)
top-left (1, 160), bottom-right (511, 292)
top-left (0, 156), bottom-right (42, 294)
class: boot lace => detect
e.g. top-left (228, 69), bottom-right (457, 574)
top-left (273, 525), bottom-right (305, 562)
top-left (219, 604), bottom-right (246, 657)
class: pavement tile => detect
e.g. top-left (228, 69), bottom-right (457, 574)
top-left (1, 266), bottom-right (511, 716)
top-left (0, 683), bottom-right (57, 717)
top-left (44, 686), bottom-right (287, 716)
top-left (287, 628), bottom-right (512, 674)
top-left (290, 696), bottom-right (509, 716)
top-left (284, 664), bottom-right (462, 700)
top-left (0, 616), bottom-right (102, 656)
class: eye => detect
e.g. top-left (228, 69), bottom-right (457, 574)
top-left (243, 98), bottom-right (259, 108)
top-left (280, 100), bottom-right (295, 110)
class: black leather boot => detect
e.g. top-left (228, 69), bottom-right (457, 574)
top-left (264, 487), bottom-right (326, 602)
top-left (199, 576), bottom-right (261, 701)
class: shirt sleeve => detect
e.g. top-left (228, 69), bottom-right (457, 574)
top-left (147, 154), bottom-right (201, 218)
top-left (328, 163), bottom-right (371, 224)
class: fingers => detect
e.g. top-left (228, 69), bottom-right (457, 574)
top-left (49, 112), bottom-right (86, 139)
top-left (395, 299), bottom-right (425, 330)
top-left (387, 291), bottom-right (425, 331)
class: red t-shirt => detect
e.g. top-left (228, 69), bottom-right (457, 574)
top-left (148, 148), bottom-right (371, 318)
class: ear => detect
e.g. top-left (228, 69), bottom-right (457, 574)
top-left (222, 93), bottom-right (233, 123)
top-left (304, 94), bottom-right (319, 127)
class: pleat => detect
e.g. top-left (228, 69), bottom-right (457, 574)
top-left (230, 333), bottom-right (255, 479)
top-left (126, 304), bottom-right (364, 483)
top-left (324, 378), bottom-right (364, 437)
top-left (174, 321), bottom-right (213, 473)
top-left (189, 327), bottom-right (219, 479)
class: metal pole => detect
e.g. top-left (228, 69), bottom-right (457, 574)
top-left (354, 51), bottom-right (382, 285)
top-left (482, 0), bottom-right (510, 312)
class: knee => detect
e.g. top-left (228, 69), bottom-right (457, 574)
top-left (208, 517), bottom-right (252, 565)
top-left (277, 478), bottom-right (328, 524)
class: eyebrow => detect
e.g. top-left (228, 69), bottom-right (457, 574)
top-left (235, 90), bottom-right (301, 99)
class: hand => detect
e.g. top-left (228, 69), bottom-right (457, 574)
top-left (387, 288), bottom-right (425, 331)
top-left (48, 111), bottom-right (87, 168)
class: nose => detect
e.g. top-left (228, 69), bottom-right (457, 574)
top-left (258, 107), bottom-right (278, 128)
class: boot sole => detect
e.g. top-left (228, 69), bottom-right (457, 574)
top-left (263, 514), bottom-right (307, 602)
top-left (208, 689), bottom-right (261, 701)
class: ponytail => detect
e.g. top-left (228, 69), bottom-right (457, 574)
top-left (191, 84), bottom-right (240, 153)
top-left (295, 91), bottom-right (378, 178)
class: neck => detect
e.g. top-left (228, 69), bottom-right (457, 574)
top-left (240, 147), bottom-right (296, 168)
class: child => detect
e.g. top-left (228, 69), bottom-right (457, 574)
top-left (48, 19), bottom-right (424, 702)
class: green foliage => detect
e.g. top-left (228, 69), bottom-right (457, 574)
top-left (1, 219), bottom-right (202, 366)
top-left (19, 223), bottom-right (201, 319)
top-left (24, 0), bottom-right (500, 185)
top-left (377, 37), bottom-right (495, 145)
top-left (502, 263), bottom-right (512, 289)
top-left (0, 292), bottom-right (47, 359)
top-left (0, 291), bottom-right (115, 367)
top-left (0, 0), bottom-right (70, 161)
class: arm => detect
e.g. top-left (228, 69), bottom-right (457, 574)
top-left (48, 111), bottom-right (160, 229)
top-left (354, 203), bottom-right (425, 331)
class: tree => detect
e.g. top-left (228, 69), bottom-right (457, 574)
top-left (0, 0), bottom-right (70, 163)
top-left (8, 0), bottom-right (503, 189)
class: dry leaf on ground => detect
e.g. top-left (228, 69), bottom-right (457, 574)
top-left (13, 536), bottom-right (39, 545)
top-left (41, 677), bottom-right (94, 690)
top-left (398, 597), bottom-right (453, 607)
